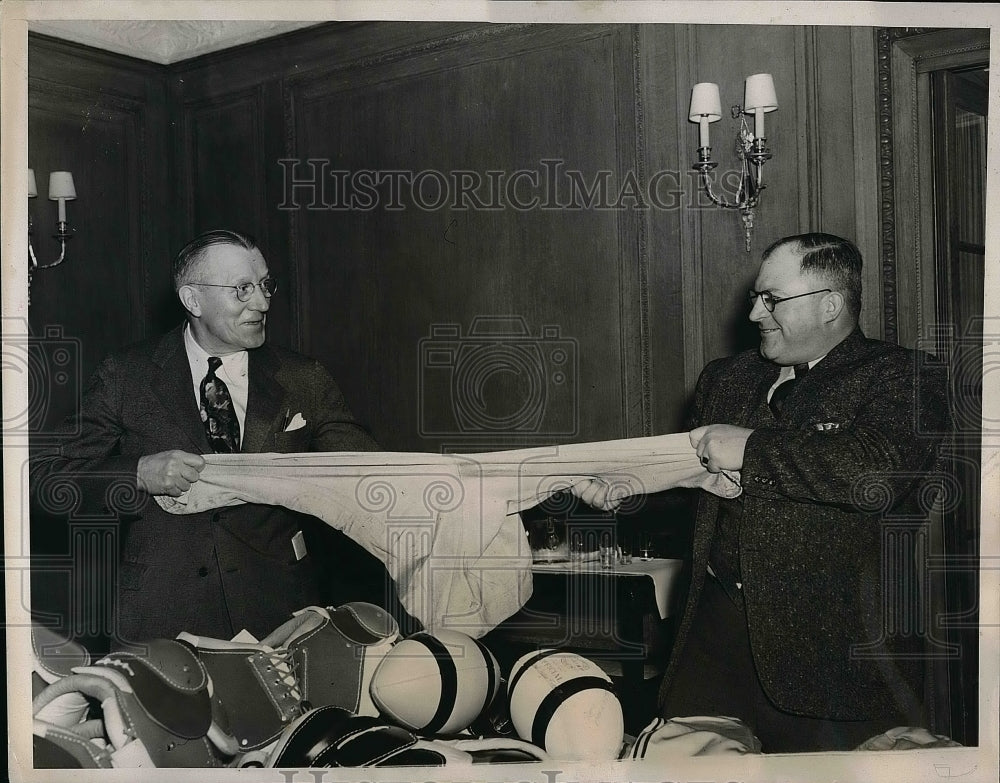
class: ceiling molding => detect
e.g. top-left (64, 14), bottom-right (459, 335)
top-left (28, 20), bottom-right (323, 65)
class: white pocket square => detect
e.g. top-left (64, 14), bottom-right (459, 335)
top-left (284, 412), bottom-right (307, 432)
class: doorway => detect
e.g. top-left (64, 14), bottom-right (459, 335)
top-left (930, 63), bottom-right (987, 747)
top-left (879, 27), bottom-right (989, 748)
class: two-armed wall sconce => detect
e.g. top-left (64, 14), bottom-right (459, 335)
top-left (28, 168), bottom-right (76, 303)
top-left (689, 74), bottom-right (777, 253)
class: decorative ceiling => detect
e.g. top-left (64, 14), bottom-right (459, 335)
top-left (28, 20), bottom-right (324, 65)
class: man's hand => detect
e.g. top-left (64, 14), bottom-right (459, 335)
top-left (137, 450), bottom-right (206, 497)
top-left (690, 424), bottom-right (754, 472)
top-left (569, 478), bottom-right (628, 512)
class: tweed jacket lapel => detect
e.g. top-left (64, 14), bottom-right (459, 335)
top-left (731, 358), bottom-right (780, 427)
top-left (149, 326), bottom-right (212, 453)
top-left (803, 327), bottom-right (867, 379)
top-left (768, 327), bottom-right (869, 427)
top-left (688, 333), bottom-right (872, 570)
top-left (241, 346), bottom-right (285, 454)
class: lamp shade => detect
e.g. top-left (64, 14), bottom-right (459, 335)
top-left (48, 171), bottom-right (77, 200)
top-left (28, 169), bottom-right (38, 198)
top-left (688, 82), bottom-right (722, 122)
top-left (744, 74), bottom-right (777, 112)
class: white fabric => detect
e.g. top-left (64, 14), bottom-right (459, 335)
top-left (531, 557), bottom-right (686, 620)
top-left (157, 433), bottom-right (741, 637)
top-left (627, 715), bottom-right (762, 757)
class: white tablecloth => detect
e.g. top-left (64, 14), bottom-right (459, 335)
top-left (530, 558), bottom-right (686, 619)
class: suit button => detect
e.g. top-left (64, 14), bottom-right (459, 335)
top-left (211, 512), bottom-right (221, 522)
top-left (198, 567), bottom-right (209, 577)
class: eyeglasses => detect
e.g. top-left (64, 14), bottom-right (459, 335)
top-left (189, 276), bottom-right (277, 302)
top-left (749, 288), bottom-right (831, 313)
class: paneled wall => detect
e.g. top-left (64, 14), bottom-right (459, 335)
top-left (27, 35), bottom-right (175, 426)
top-left (641, 25), bottom-right (880, 396)
top-left (169, 21), bottom-right (880, 452)
top-left (26, 37), bottom-right (175, 650)
top-left (27, 22), bottom-right (882, 449)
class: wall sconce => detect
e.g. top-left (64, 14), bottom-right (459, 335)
top-left (689, 74), bottom-right (777, 253)
top-left (28, 168), bottom-right (76, 303)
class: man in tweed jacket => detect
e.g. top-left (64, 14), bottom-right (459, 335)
top-left (577, 233), bottom-right (950, 751)
top-left (31, 230), bottom-right (380, 645)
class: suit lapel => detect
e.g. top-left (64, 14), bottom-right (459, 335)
top-left (150, 326), bottom-right (212, 453)
top-left (242, 346), bottom-right (284, 454)
top-left (747, 361), bottom-right (781, 426)
top-left (808, 326), bottom-right (867, 375)
top-left (771, 328), bottom-right (869, 423)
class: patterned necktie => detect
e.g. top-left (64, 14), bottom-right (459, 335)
top-left (768, 363), bottom-right (810, 418)
top-left (200, 356), bottom-right (240, 453)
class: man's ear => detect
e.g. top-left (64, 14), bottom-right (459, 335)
top-left (822, 290), bottom-right (846, 323)
top-left (177, 285), bottom-right (201, 317)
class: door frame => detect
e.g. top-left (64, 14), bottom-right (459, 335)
top-left (876, 27), bottom-right (989, 746)
top-left (876, 27), bottom-right (989, 349)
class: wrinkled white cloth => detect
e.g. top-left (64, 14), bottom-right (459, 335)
top-left (157, 433), bottom-right (741, 637)
top-left (854, 726), bottom-right (962, 751)
top-left (626, 716), bottom-right (762, 757)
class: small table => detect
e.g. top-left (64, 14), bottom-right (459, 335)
top-left (529, 556), bottom-right (686, 620)
top-left (485, 557), bottom-right (688, 732)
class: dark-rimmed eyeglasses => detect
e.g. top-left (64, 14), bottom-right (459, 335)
top-left (189, 276), bottom-right (277, 302)
top-left (749, 288), bottom-right (831, 313)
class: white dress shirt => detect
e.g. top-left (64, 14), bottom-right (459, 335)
top-left (765, 355), bottom-right (825, 403)
top-left (183, 324), bottom-right (249, 447)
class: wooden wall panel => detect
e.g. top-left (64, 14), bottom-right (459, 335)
top-left (640, 25), bottom-right (696, 434)
top-left (287, 25), bottom-right (640, 451)
top-left (670, 26), bottom-right (873, 379)
top-left (185, 90), bottom-right (266, 235)
top-left (176, 87), bottom-right (294, 346)
top-left (682, 25), bottom-right (807, 366)
top-left (26, 35), bottom-right (173, 648)
top-left (167, 20), bottom-right (888, 449)
top-left (27, 35), bottom-right (172, 427)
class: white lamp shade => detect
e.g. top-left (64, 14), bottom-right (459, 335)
top-left (28, 168), bottom-right (37, 198)
top-left (48, 171), bottom-right (77, 200)
top-left (744, 73), bottom-right (777, 112)
top-left (689, 82), bottom-right (722, 122)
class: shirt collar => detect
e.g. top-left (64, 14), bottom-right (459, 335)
top-left (183, 323), bottom-right (248, 371)
top-left (777, 355), bottom-right (826, 382)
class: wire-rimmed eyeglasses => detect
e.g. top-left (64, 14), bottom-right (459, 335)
top-left (749, 288), bottom-right (831, 313)
top-left (189, 276), bottom-right (277, 302)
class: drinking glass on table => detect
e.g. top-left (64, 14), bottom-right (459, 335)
top-left (599, 531), bottom-right (616, 570)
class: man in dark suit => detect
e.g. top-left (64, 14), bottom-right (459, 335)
top-left (31, 229), bottom-right (380, 645)
top-left (575, 233), bottom-right (950, 751)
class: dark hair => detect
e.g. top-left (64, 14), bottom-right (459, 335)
top-left (762, 232), bottom-right (863, 317)
top-left (172, 229), bottom-right (258, 290)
